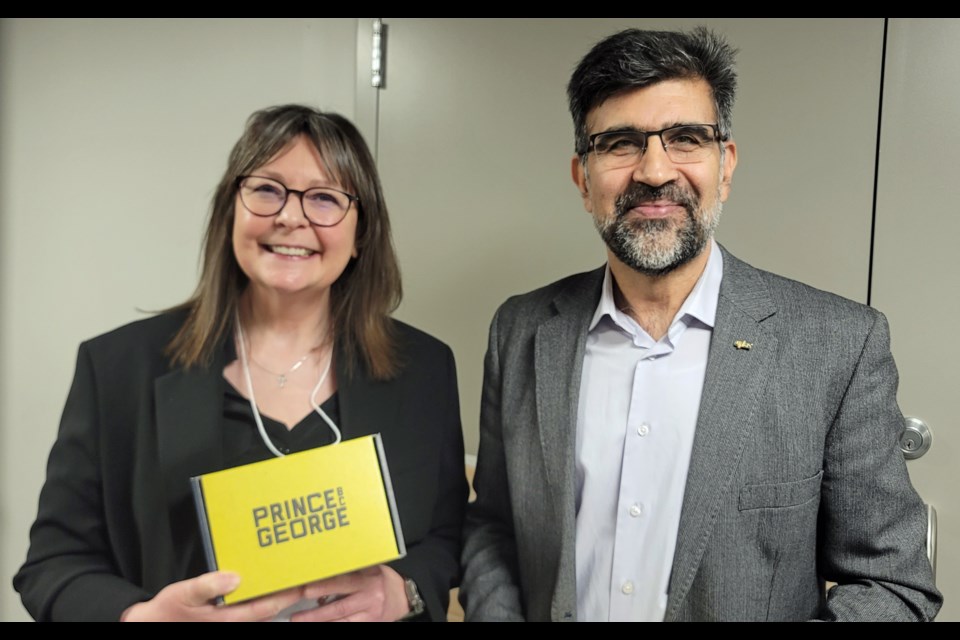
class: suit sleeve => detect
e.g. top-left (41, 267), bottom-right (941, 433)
top-left (817, 311), bottom-right (942, 621)
top-left (387, 343), bottom-right (468, 622)
top-left (12, 343), bottom-right (151, 621)
top-left (459, 307), bottom-right (526, 621)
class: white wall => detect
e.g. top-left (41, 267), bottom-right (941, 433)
top-left (0, 18), bottom-right (359, 620)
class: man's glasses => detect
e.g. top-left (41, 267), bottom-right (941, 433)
top-left (237, 176), bottom-right (359, 227)
top-left (585, 124), bottom-right (724, 170)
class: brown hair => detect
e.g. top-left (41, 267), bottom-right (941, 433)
top-left (166, 105), bottom-right (402, 380)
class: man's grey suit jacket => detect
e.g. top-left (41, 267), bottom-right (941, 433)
top-left (460, 246), bottom-right (941, 621)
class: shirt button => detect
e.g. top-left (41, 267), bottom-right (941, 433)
top-left (621, 581), bottom-right (635, 595)
top-left (637, 423), bottom-right (650, 437)
top-left (629, 504), bottom-right (643, 517)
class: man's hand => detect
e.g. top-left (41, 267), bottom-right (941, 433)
top-left (121, 571), bottom-right (304, 622)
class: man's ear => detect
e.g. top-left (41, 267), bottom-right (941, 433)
top-left (571, 154), bottom-right (593, 213)
top-left (719, 139), bottom-right (737, 202)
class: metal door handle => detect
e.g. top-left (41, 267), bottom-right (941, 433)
top-left (900, 417), bottom-right (933, 459)
top-left (927, 504), bottom-right (938, 583)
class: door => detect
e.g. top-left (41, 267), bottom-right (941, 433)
top-left (873, 18), bottom-right (959, 622)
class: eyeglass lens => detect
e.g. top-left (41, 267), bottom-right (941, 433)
top-left (591, 125), bottom-right (718, 168)
top-left (239, 176), bottom-right (352, 226)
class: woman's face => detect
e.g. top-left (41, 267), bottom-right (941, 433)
top-left (233, 135), bottom-right (358, 302)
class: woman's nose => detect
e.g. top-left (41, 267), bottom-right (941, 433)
top-left (275, 192), bottom-right (311, 228)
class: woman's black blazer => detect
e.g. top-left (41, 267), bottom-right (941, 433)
top-left (14, 310), bottom-right (467, 621)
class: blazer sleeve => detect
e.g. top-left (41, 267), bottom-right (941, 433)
top-left (387, 341), bottom-right (468, 622)
top-left (817, 311), bottom-right (941, 621)
top-left (13, 342), bottom-right (151, 621)
top-left (459, 306), bottom-right (527, 621)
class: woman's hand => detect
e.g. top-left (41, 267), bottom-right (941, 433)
top-left (121, 571), bottom-right (304, 622)
top-left (291, 565), bottom-right (411, 622)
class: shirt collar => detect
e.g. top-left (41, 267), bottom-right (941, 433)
top-left (589, 238), bottom-right (724, 335)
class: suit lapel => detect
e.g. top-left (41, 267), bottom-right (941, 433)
top-left (665, 249), bottom-right (779, 620)
top-left (155, 365), bottom-right (227, 504)
top-left (534, 268), bottom-right (604, 618)
top-left (336, 347), bottom-right (398, 442)
top-left (155, 350), bottom-right (227, 577)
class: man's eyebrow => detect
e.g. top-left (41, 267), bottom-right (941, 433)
top-left (590, 121), bottom-right (701, 136)
top-left (595, 124), bottom-right (643, 135)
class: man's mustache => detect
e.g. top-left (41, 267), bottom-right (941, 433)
top-left (614, 183), bottom-right (697, 219)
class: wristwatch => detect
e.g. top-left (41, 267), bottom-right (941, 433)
top-left (402, 578), bottom-right (426, 619)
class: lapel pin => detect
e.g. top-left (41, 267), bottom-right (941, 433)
top-left (734, 340), bottom-right (753, 351)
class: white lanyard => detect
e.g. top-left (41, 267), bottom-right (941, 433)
top-left (235, 318), bottom-right (343, 458)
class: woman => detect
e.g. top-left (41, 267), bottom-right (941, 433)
top-left (14, 105), bottom-right (467, 621)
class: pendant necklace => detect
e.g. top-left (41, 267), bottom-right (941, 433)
top-left (250, 351), bottom-right (314, 388)
top-left (235, 313), bottom-right (343, 457)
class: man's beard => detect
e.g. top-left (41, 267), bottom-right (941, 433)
top-left (594, 181), bottom-right (722, 277)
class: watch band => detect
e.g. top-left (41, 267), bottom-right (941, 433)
top-left (402, 577), bottom-right (426, 619)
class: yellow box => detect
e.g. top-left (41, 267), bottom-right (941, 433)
top-left (191, 434), bottom-right (405, 604)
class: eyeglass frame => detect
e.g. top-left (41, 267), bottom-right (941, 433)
top-left (236, 175), bottom-right (360, 227)
top-left (582, 123), bottom-right (727, 166)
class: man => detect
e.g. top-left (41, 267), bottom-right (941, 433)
top-left (459, 27), bottom-right (941, 622)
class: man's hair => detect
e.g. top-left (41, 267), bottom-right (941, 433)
top-left (568, 26), bottom-right (738, 156)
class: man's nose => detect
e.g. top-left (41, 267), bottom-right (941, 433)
top-left (631, 134), bottom-right (678, 187)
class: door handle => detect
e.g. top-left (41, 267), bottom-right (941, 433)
top-left (927, 504), bottom-right (938, 583)
top-left (900, 416), bottom-right (933, 459)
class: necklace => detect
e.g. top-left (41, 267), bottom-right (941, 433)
top-left (235, 316), bottom-right (342, 457)
top-left (250, 351), bottom-right (315, 388)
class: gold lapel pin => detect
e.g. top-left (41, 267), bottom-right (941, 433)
top-left (734, 340), bottom-right (753, 351)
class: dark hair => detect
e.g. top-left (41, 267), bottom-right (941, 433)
top-left (167, 105), bottom-right (402, 380)
top-left (567, 26), bottom-right (738, 155)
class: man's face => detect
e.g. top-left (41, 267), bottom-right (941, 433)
top-left (571, 78), bottom-right (737, 276)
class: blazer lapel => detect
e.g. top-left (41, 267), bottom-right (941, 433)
top-left (665, 249), bottom-right (779, 620)
top-left (534, 267), bottom-right (604, 619)
top-left (336, 347), bottom-right (399, 442)
top-left (155, 366), bottom-right (226, 497)
top-left (155, 349), bottom-right (227, 577)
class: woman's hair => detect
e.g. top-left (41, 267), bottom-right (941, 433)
top-left (167, 105), bottom-right (402, 380)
